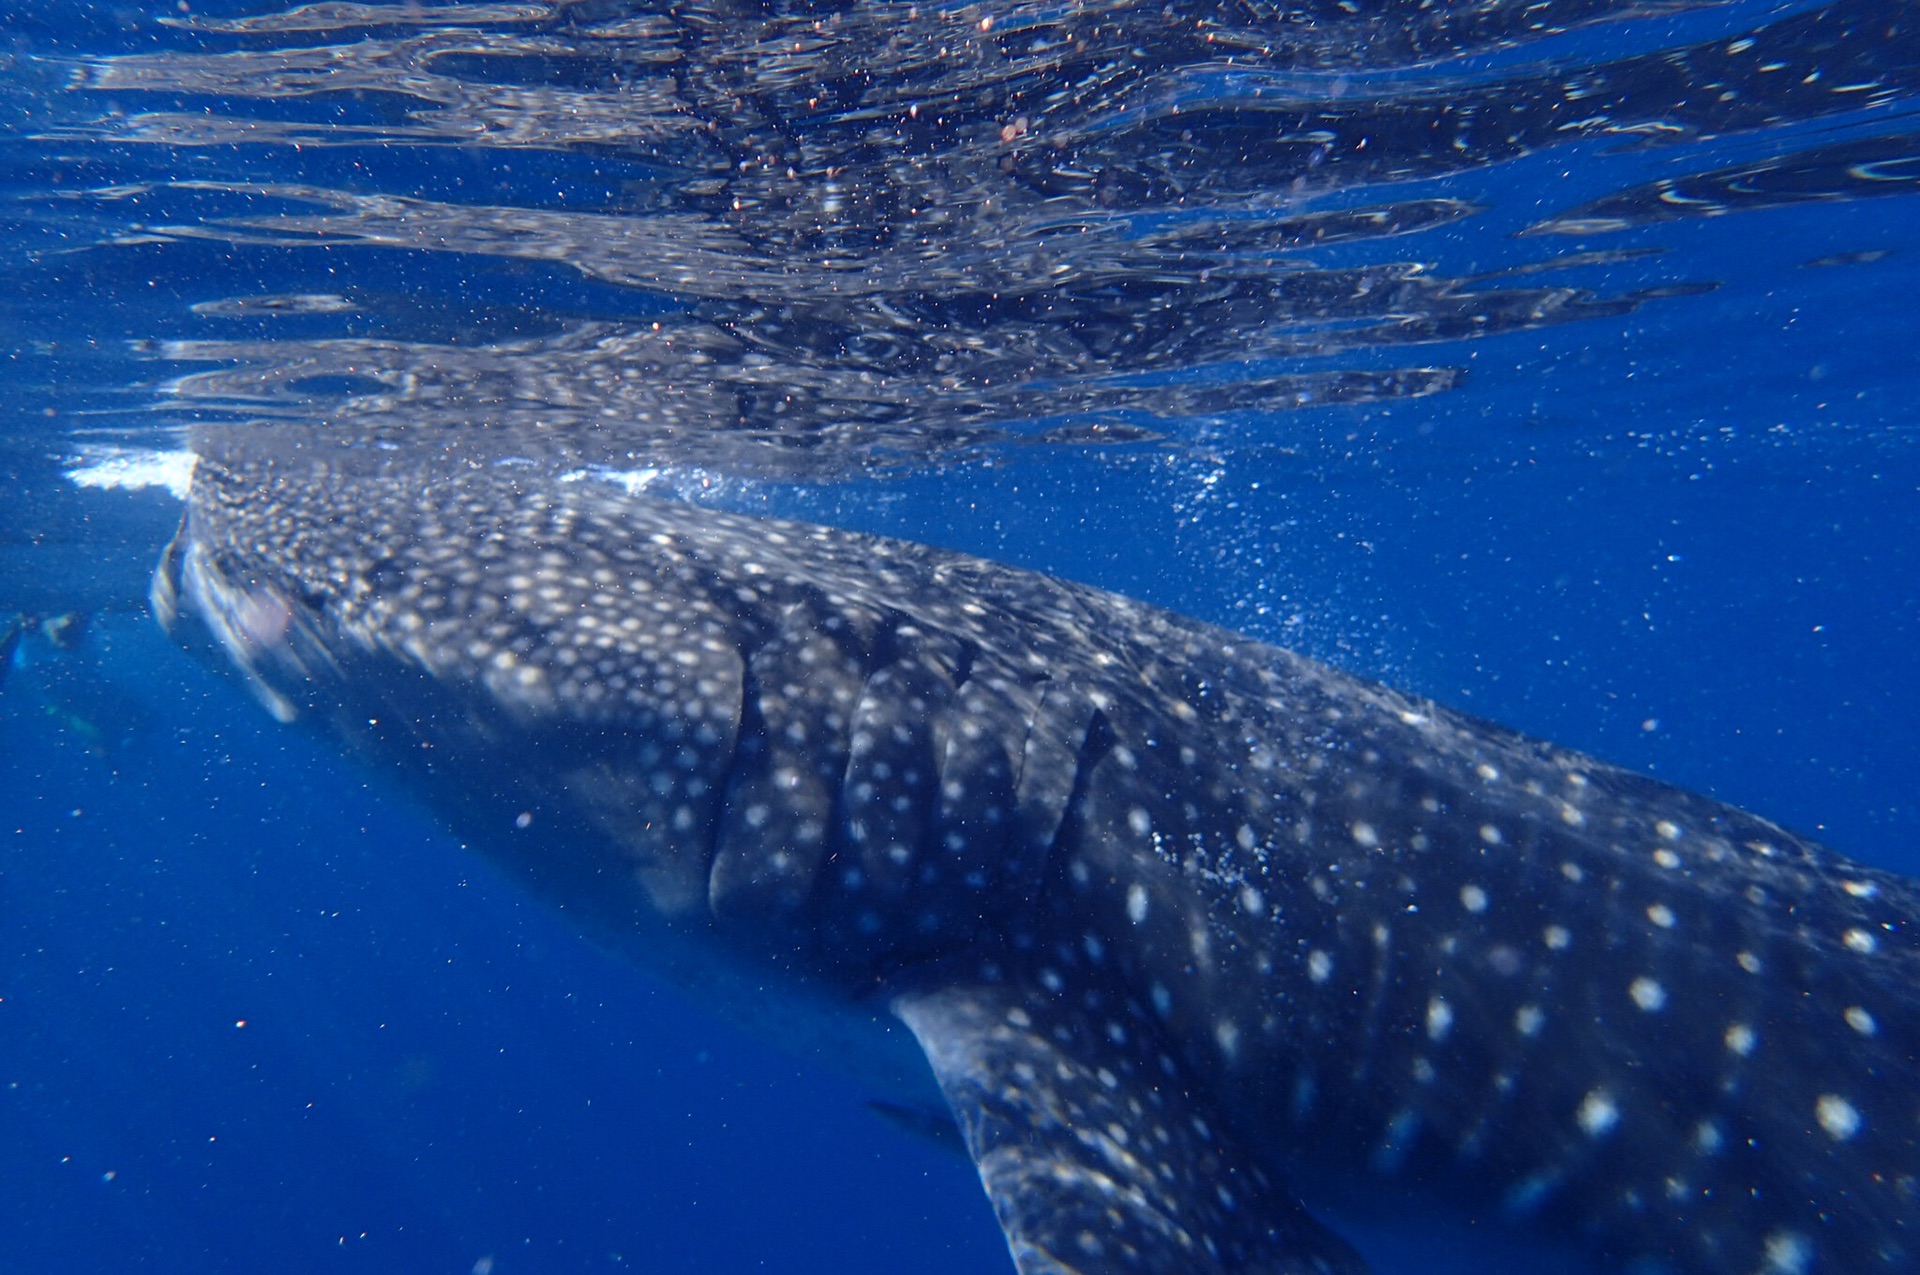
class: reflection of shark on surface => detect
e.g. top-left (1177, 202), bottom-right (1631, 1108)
top-left (154, 430), bottom-right (1915, 1275)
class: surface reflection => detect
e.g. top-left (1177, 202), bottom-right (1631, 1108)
top-left (8, 0), bottom-right (1911, 473)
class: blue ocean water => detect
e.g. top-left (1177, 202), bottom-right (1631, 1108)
top-left (1, 1), bottom-right (1916, 1272)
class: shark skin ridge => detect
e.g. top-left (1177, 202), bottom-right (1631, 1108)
top-left (154, 429), bottom-right (1918, 1275)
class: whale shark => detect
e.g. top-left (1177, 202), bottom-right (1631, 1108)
top-left (152, 428), bottom-right (1916, 1275)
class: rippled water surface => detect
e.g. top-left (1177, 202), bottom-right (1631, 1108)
top-left (2, 0), bottom-right (1916, 1271)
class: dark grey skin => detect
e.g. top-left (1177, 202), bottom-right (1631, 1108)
top-left (155, 429), bottom-right (1916, 1275)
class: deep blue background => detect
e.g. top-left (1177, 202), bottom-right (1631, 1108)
top-left (3, 603), bottom-right (1006, 1274)
top-left (3, 1), bottom-right (1918, 1272)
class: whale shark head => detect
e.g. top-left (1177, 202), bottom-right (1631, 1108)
top-left (157, 425), bottom-right (1919, 1275)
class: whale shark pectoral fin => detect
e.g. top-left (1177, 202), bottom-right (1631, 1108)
top-left (895, 983), bottom-right (1370, 1275)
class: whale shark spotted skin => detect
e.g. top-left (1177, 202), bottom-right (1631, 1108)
top-left (154, 430), bottom-right (1916, 1275)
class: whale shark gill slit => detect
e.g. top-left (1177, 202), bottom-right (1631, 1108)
top-left (155, 428), bottom-right (1918, 1275)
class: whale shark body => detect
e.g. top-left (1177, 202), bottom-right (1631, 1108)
top-left (154, 430), bottom-right (1916, 1275)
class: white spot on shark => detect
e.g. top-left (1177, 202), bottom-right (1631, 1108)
top-left (1815, 1094), bottom-right (1861, 1141)
top-left (1576, 1089), bottom-right (1620, 1138)
top-left (1761, 1231), bottom-right (1812, 1275)
top-left (1843, 927), bottom-right (1877, 954)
